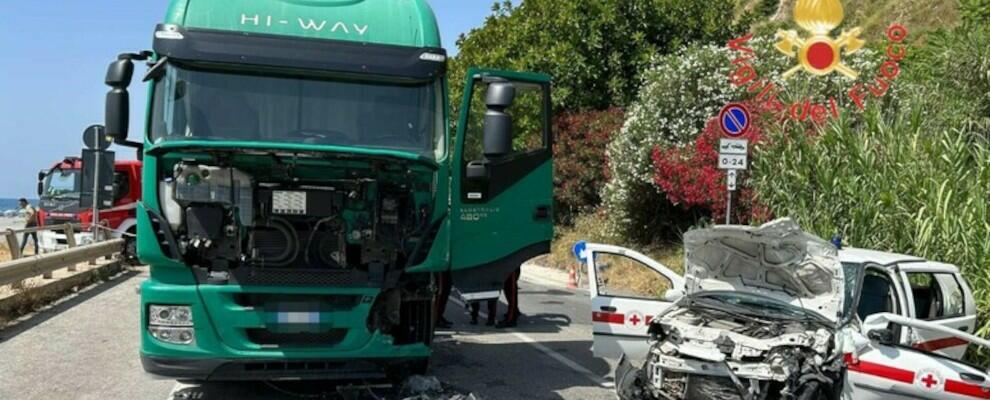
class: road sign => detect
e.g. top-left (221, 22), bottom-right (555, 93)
top-left (727, 170), bottom-right (738, 191)
top-left (719, 154), bottom-right (748, 170)
top-left (82, 125), bottom-right (111, 151)
top-left (719, 139), bottom-right (748, 155)
top-left (573, 241), bottom-right (588, 263)
top-left (719, 103), bottom-right (751, 138)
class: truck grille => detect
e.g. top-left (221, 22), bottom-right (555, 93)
top-left (246, 329), bottom-right (348, 348)
top-left (230, 268), bottom-right (371, 287)
top-left (232, 293), bottom-right (362, 310)
top-left (232, 293), bottom-right (364, 349)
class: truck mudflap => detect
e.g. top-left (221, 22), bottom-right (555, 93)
top-left (141, 355), bottom-right (426, 381)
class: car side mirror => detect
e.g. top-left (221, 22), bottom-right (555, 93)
top-left (664, 288), bottom-right (684, 302)
top-left (482, 82), bottom-right (515, 159)
top-left (862, 314), bottom-right (897, 345)
top-left (105, 58), bottom-right (134, 144)
top-left (867, 328), bottom-right (896, 345)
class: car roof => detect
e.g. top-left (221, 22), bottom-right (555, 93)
top-left (838, 248), bottom-right (961, 273)
top-left (839, 247), bottom-right (925, 266)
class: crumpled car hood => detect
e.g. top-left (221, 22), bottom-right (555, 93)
top-left (682, 219), bottom-right (845, 323)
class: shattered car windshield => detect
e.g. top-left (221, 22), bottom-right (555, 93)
top-left (693, 291), bottom-right (828, 323)
top-left (841, 262), bottom-right (863, 321)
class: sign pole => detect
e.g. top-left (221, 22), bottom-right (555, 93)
top-left (726, 181), bottom-right (732, 225)
top-left (92, 149), bottom-right (101, 241)
top-left (717, 103), bottom-right (750, 226)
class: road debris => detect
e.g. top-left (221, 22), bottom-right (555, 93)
top-left (401, 375), bottom-right (481, 400)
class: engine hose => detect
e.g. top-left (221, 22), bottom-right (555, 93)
top-left (253, 217), bottom-right (298, 267)
top-left (304, 216), bottom-right (341, 267)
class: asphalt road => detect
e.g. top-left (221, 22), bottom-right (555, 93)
top-left (0, 268), bottom-right (616, 400)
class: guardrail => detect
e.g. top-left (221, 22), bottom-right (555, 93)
top-left (1, 224), bottom-right (123, 286)
top-left (3, 224), bottom-right (83, 261)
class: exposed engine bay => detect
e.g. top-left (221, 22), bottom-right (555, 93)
top-left (616, 220), bottom-right (848, 400)
top-left (617, 301), bottom-right (844, 400)
top-left (150, 153), bottom-right (441, 343)
top-left (156, 155), bottom-right (437, 280)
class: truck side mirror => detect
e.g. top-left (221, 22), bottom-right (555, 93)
top-left (105, 58), bottom-right (135, 144)
top-left (37, 170), bottom-right (47, 197)
top-left (482, 82), bottom-right (515, 159)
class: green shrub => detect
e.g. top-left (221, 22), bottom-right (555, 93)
top-left (450, 0), bottom-right (742, 114)
top-left (902, 25), bottom-right (990, 140)
top-left (752, 102), bottom-right (990, 334)
top-left (961, 0), bottom-right (990, 25)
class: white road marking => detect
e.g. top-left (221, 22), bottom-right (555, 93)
top-left (448, 296), bottom-right (613, 389)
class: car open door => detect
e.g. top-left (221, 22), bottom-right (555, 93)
top-left (579, 243), bottom-right (685, 361)
top-left (450, 69), bottom-right (554, 298)
top-left (898, 263), bottom-right (977, 359)
top-left (845, 313), bottom-right (990, 400)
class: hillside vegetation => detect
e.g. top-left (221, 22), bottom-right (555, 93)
top-left (747, 0), bottom-right (960, 39)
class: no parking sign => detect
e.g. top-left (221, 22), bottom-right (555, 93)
top-left (719, 103), bottom-right (751, 138)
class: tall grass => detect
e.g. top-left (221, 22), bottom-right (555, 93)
top-left (753, 103), bottom-right (990, 335)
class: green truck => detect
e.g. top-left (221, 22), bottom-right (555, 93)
top-left (100, 0), bottom-right (553, 381)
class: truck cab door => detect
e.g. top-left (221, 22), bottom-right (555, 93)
top-left (845, 324), bottom-right (990, 400)
top-left (579, 243), bottom-right (685, 361)
top-left (898, 264), bottom-right (976, 359)
top-left (450, 69), bottom-right (553, 297)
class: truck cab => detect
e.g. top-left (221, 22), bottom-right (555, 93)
top-left (37, 157), bottom-right (142, 252)
top-left (101, 0), bottom-right (553, 381)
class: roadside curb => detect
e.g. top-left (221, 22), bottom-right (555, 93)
top-left (0, 259), bottom-right (125, 320)
top-left (521, 261), bottom-right (587, 292)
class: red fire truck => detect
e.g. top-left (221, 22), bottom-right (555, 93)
top-left (37, 157), bottom-right (142, 258)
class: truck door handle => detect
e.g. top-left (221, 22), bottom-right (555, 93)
top-left (960, 326), bottom-right (970, 332)
top-left (961, 373), bottom-right (986, 383)
top-left (533, 205), bottom-right (550, 221)
top-left (600, 306), bottom-right (617, 312)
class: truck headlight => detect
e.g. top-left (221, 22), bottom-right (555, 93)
top-left (148, 305), bottom-right (195, 345)
top-left (148, 326), bottom-right (195, 345)
top-left (149, 305), bottom-right (193, 326)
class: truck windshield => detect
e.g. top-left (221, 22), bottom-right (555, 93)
top-left (43, 169), bottom-right (82, 199)
top-left (150, 64), bottom-right (445, 159)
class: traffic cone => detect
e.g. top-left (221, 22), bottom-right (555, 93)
top-left (567, 265), bottom-right (579, 289)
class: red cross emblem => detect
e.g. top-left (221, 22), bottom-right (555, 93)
top-left (625, 311), bottom-right (646, 329)
top-left (916, 369), bottom-right (943, 391)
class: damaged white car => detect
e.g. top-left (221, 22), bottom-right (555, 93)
top-left (578, 219), bottom-right (988, 400)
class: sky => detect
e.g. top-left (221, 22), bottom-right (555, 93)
top-left (0, 1), bottom-right (493, 199)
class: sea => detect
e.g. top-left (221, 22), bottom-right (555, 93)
top-left (0, 198), bottom-right (36, 215)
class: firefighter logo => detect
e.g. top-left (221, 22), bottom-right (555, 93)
top-left (775, 0), bottom-right (865, 79)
